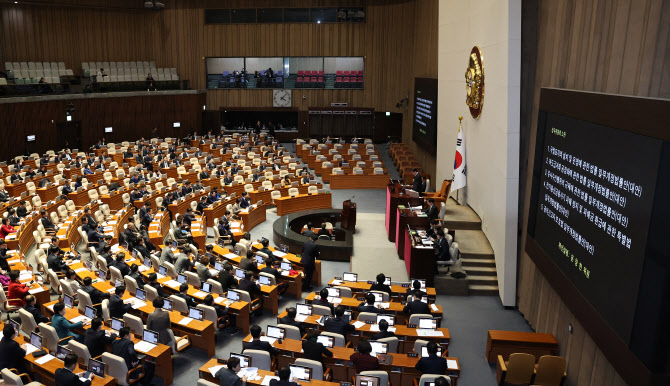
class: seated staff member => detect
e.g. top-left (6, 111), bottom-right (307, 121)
top-left (202, 294), bottom-right (234, 327)
top-left (302, 330), bottom-right (333, 369)
top-left (317, 223), bottom-right (330, 237)
top-left (350, 340), bottom-right (380, 373)
top-left (415, 341), bottom-right (448, 375)
top-left (313, 288), bottom-right (334, 315)
top-left (146, 273), bottom-right (170, 298)
top-left (55, 353), bottom-right (93, 386)
top-left (128, 264), bottom-right (146, 289)
top-left (111, 252), bottom-right (131, 276)
top-left (81, 276), bottom-right (110, 305)
top-left (52, 302), bottom-right (88, 342)
top-left (112, 327), bottom-right (155, 386)
top-left (243, 325), bottom-right (279, 357)
top-left (370, 273), bottom-right (392, 295)
top-left (260, 257), bottom-right (288, 293)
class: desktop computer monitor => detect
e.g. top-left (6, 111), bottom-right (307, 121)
top-left (259, 275), bottom-right (271, 286)
top-left (421, 345), bottom-right (443, 357)
top-left (418, 318), bottom-right (437, 329)
top-left (411, 279), bottom-right (426, 289)
top-left (227, 290), bottom-right (240, 301)
top-left (255, 255), bottom-right (265, 264)
top-left (384, 277), bottom-right (391, 286)
top-left (369, 292), bottom-right (384, 302)
top-left (55, 345), bottom-right (71, 360)
top-left (188, 308), bottom-right (204, 321)
top-left (316, 335), bottom-right (334, 348)
top-left (266, 325), bottom-right (285, 339)
top-left (234, 269), bottom-right (245, 279)
top-left (230, 353), bottom-right (251, 368)
top-left (98, 270), bottom-right (106, 280)
top-left (214, 261), bottom-right (223, 271)
top-left (289, 364), bottom-right (312, 381)
top-left (343, 272), bottom-right (358, 282)
top-left (63, 294), bottom-right (74, 308)
top-left (158, 265), bottom-right (167, 276)
top-left (110, 317), bottom-right (124, 332)
top-left (84, 306), bottom-right (97, 319)
top-left (201, 282), bottom-right (212, 293)
top-left (356, 375), bottom-right (380, 386)
top-left (296, 304), bottom-right (312, 315)
top-left (88, 358), bottom-right (106, 377)
top-left (162, 299), bottom-right (173, 311)
top-left (369, 341), bottom-right (388, 356)
top-left (135, 289), bottom-right (146, 301)
top-left (376, 314), bottom-right (395, 326)
top-left (30, 332), bottom-right (43, 349)
top-left (143, 329), bottom-right (159, 345)
top-left (177, 274), bottom-right (187, 284)
top-left (280, 262), bottom-right (292, 271)
top-left (326, 287), bottom-right (341, 298)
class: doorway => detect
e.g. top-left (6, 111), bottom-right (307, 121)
top-left (56, 120), bottom-right (82, 150)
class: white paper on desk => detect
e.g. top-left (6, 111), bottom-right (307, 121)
top-left (230, 222), bottom-right (241, 228)
top-left (214, 297), bottom-right (225, 304)
top-left (378, 302), bottom-right (390, 309)
top-left (369, 324), bottom-right (380, 332)
top-left (327, 297), bottom-right (342, 304)
top-left (209, 269), bottom-right (218, 276)
top-left (332, 280), bottom-right (343, 285)
top-left (352, 321), bottom-right (366, 329)
top-left (273, 251), bottom-right (287, 258)
top-left (47, 304), bottom-right (54, 312)
top-left (280, 271), bottom-right (290, 276)
top-left (295, 314), bottom-right (308, 322)
top-left (74, 267), bottom-right (87, 273)
top-left (237, 367), bottom-right (258, 379)
top-left (79, 377), bottom-right (89, 382)
top-left (35, 354), bottom-right (56, 365)
top-left (128, 300), bottom-right (147, 309)
top-left (178, 317), bottom-right (194, 326)
top-left (19, 272), bottom-right (33, 281)
top-left (447, 359), bottom-right (458, 369)
top-left (208, 365), bottom-right (224, 377)
top-left (24, 344), bottom-right (40, 355)
top-left (28, 287), bottom-right (44, 294)
top-left (103, 227), bottom-right (113, 232)
top-left (416, 329), bottom-right (443, 337)
top-left (431, 304), bottom-right (439, 312)
top-left (7, 259), bottom-right (20, 264)
top-left (69, 315), bottom-right (90, 324)
top-left (134, 341), bottom-right (157, 353)
top-left (107, 288), bottom-right (117, 293)
top-left (7, 250), bottom-right (17, 255)
top-left (224, 253), bottom-right (239, 260)
top-left (155, 273), bottom-right (165, 279)
top-left (259, 336), bottom-right (277, 345)
top-left (192, 291), bottom-right (207, 298)
top-left (163, 280), bottom-right (180, 288)
top-left (6, 234), bottom-right (16, 240)
top-left (138, 265), bottom-right (149, 272)
top-left (261, 375), bottom-right (280, 386)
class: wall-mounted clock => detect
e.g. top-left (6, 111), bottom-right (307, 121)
top-left (465, 46), bottom-right (484, 119)
top-left (273, 89), bottom-right (292, 108)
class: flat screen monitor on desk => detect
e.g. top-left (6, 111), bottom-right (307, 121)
top-left (110, 317), bottom-right (124, 332)
top-left (296, 304), bottom-right (312, 316)
top-left (188, 307), bottom-right (204, 321)
top-left (326, 287), bottom-right (341, 298)
top-left (421, 345), bottom-right (443, 357)
top-left (30, 332), bottom-right (42, 349)
top-left (84, 305), bottom-right (97, 319)
top-left (280, 262), bottom-right (292, 271)
top-left (289, 364), bottom-right (312, 381)
top-left (56, 345), bottom-right (71, 360)
top-left (343, 272), bottom-right (358, 282)
top-left (88, 358), bottom-right (106, 377)
top-left (201, 282), bottom-right (212, 293)
top-left (316, 335), bottom-right (334, 348)
top-left (143, 329), bottom-right (159, 345)
top-left (162, 299), bottom-right (173, 311)
top-left (63, 294), bottom-right (74, 308)
top-left (266, 325), bottom-right (285, 339)
top-left (227, 290), bottom-right (240, 301)
top-left (230, 353), bottom-right (250, 368)
top-left (418, 318), bottom-right (437, 329)
top-left (356, 375), bottom-right (380, 386)
top-left (369, 341), bottom-right (388, 356)
top-left (376, 314), bottom-right (395, 326)
top-left (135, 289), bottom-right (146, 301)
top-left (259, 275), bottom-right (271, 286)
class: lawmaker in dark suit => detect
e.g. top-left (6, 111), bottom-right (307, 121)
top-left (111, 253), bottom-right (131, 277)
top-left (55, 353), bottom-right (93, 386)
top-left (81, 277), bottom-right (109, 305)
top-left (415, 341), bottom-right (447, 375)
top-left (278, 307), bottom-right (305, 336)
top-left (243, 325), bottom-right (279, 357)
top-left (147, 298), bottom-right (173, 345)
top-left (423, 198), bottom-right (439, 221)
top-left (0, 324), bottom-right (28, 375)
top-left (412, 169), bottom-right (424, 194)
top-left (357, 293), bottom-right (384, 314)
top-left (175, 284), bottom-right (196, 308)
top-left (300, 234), bottom-right (319, 291)
top-left (313, 288), bottom-right (334, 315)
top-left (372, 319), bottom-right (396, 340)
top-left (146, 273), bottom-right (170, 298)
top-left (403, 292), bottom-right (431, 315)
top-left (302, 331), bottom-right (333, 369)
top-left (112, 327), bottom-right (155, 385)
top-left (433, 230), bottom-right (450, 261)
top-left (239, 271), bottom-right (263, 308)
top-left (109, 286), bottom-right (132, 319)
top-left (269, 366), bottom-right (300, 386)
top-left (370, 273), bottom-right (393, 295)
top-left (24, 295), bottom-right (49, 324)
top-left (324, 306), bottom-right (355, 338)
top-left (84, 318), bottom-right (117, 358)
top-left (217, 263), bottom-right (237, 291)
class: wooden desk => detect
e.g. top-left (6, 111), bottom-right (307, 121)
top-left (275, 193), bottom-right (332, 216)
top-left (199, 358), bottom-right (341, 386)
top-left (386, 183), bottom-right (424, 242)
top-left (326, 278), bottom-right (437, 300)
top-left (7, 258), bottom-right (51, 306)
top-left (404, 226), bottom-right (437, 287)
top-left (36, 184), bottom-right (60, 202)
top-left (486, 330), bottom-right (559, 363)
top-left (396, 207), bottom-right (430, 259)
top-left (240, 205), bottom-right (267, 232)
top-left (248, 183), bottom-right (321, 205)
top-left (329, 173), bottom-right (390, 189)
top-left (304, 292), bottom-right (443, 326)
top-left (250, 242), bottom-right (316, 292)
top-left (100, 190), bottom-right (124, 211)
top-left (6, 181), bottom-right (28, 197)
top-left (203, 197), bottom-right (236, 227)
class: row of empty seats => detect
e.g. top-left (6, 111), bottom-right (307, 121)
top-left (98, 74), bottom-right (179, 82)
top-left (4, 62), bottom-right (73, 84)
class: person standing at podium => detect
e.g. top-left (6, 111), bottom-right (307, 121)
top-left (412, 168), bottom-right (424, 194)
top-left (301, 234), bottom-right (319, 292)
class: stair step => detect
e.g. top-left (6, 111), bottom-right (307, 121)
top-left (468, 284), bottom-right (499, 296)
top-left (461, 257), bottom-right (496, 267)
top-left (467, 275), bottom-right (499, 285)
top-left (463, 266), bottom-right (497, 273)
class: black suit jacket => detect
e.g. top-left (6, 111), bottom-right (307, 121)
top-left (217, 271), bottom-right (237, 291)
top-left (55, 368), bottom-right (92, 386)
top-left (25, 303), bottom-right (49, 324)
top-left (412, 173), bottom-right (423, 192)
top-left (372, 330), bottom-right (397, 340)
top-left (357, 303), bottom-right (383, 314)
top-left (243, 339), bottom-right (278, 357)
top-left (112, 338), bottom-right (139, 370)
top-left (277, 316), bottom-right (305, 336)
top-left (302, 339), bottom-right (333, 363)
top-left (415, 355), bottom-right (447, 375)
top-left (0, 337), bottom-right (26, 371)
top-left (403, 300), bottom-right (431, 315)
top-left (81, 285), bottom-right (106, 305)
top-left (312, 298), bottom-right (334, 314)
top-left (370, 283), bottom-right (393, 295)
top-left (436, 238), bottom-right (449, 261)
top-left (111, 260), bottom-right (130, 277)
top-left (239, 279), bottom-right (261, 300)
top-left (84, 328), bottom-right (117, 358)
top-left (424, 204), bottom-right (439, 221)
top-left (300, 241), bottom-right (319, 266)
top-left (175, 293), bottom-right (196, 308)
top-left (324, 316), bottom-right (354, 337)
top-left (109, 294), bottom-right (131, 319)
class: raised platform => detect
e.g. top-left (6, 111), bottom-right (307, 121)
top-left (272, 209), bottom-right (353, 262)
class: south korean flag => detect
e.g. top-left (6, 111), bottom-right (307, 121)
top-left (452, 125), bottom-right (467, 191)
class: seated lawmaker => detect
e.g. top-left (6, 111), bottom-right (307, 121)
top-left (278, 307), bottom-right (305, 336)
top-left (324, 306), bottom-right (355, 338)
top-left (370, 273), bottom-right (392, 295)
top-left (243, 325), bottom-right (279, 357)
top-left (372, 319), bottom-right (396, 340)
top-left (415, 341), bottom-right (447, 375)
top-left (357, 293), bottom-right (384, 314)
top-left (403, 291), bottom-right (431, 315)
top-left (349, 340), bottom-right (380, 373)
top-left (55, 353), bottom-right (93, 386)
top-left (313, 288), bottom-right (334, 315)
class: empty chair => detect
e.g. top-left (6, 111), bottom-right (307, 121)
top-left (196, 304), bottom-right (230, 331)
top-left (294, 358), bottom-right (332, 381)
top-left (312, 304), bottom-right (331, 316)
top-left (68, 340), bottom-right (93, 366)
top-left (242, 349), bottom-right (274, 371)
top-left (102, 352), bottom-right (146, 386)
top-left (333, 286), bottom-right (352, 297)
top-left (124, 314), bottom-right (145, 336)
top-left (321, 331), bottom-right (346, 347)
top-left (288, 188), bottom-right (299, 197)
top-left (413, 339), bottom-right (430, 354)
top-left (357, 312), bottom-right (378, 323)
top-left (1, 368), bottom-right (42, 386)
top-left (38, 322), bottom-right (67, 351)
top-left (532, 355), bottom-right (566, 386)
top-left (496, 353), bottom-right (535, 385)
top-left (17, 309), bottom-right (37, 337)
top-left (376, 337), bottom-right (399, 353)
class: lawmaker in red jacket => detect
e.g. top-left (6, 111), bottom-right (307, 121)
top-left (0, 218), bottom-right (16, 239)
top-left (7, 270), bottom-right (30, 307)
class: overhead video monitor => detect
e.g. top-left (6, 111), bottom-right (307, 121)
top-left (26, 135), bottom-right (36, 142)
top-left (105, 127), bottom-right (113, 133)
top-left (173, 122), bottom-right (181, 128)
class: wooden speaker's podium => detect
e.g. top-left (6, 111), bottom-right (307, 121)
top-left (341, 200), bottom-right (357, 232)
